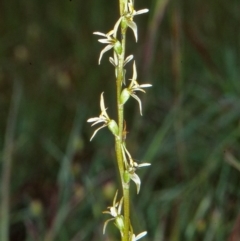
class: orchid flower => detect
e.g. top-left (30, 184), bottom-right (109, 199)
top-left (93, 17), bottom-right (123, 64)
top-left (87, 93), bottom-right (118, 141)
top-left (123, 0), bottom-right (149, 42)
top-left (121, 144), bottom-right (151, 194)
top-left (103, 190), bottom-right (124, 235)
top-left (120, 61), bottom-right (152, 115)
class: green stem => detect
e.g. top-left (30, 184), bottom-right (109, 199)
top-left (123, 182), bottom-right (130, 241)
top-left (115, 1), bottom-right (130, 240)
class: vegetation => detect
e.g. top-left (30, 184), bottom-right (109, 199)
top-left (0, 0), bottom-right (240, 240)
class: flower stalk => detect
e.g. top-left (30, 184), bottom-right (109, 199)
top-left (88, 1), bottom-right (151, 240)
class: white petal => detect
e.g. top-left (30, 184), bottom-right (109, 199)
top-left (106, 29), bottom-right (114, 37)
top-left (91, 118), bottom-right (106, 126)
top-left (134, 9), bottom-right (149, 15)
top-left (100, 93), bottom-right (110, 120)
top-left (139, 84), bottom-right (152, 88)
top-left (93, 32), bottom-right (106, 37)
top-left (124, 55), bottom-right (134, 66)
top-left (113, 190), bottom-right (118, 206)
top-left (109, 57), bottom-right (116, 66)
top-left (138, 163), bottom-right (151, 168)
top-left (130, 173), bottom-right (141, 194)
top-left (98, 44), bottom-right (114, 64)
top-left (132, 61), bottom-right (137, 81)
top-left (127, 20), bottom-right (138, 42)
top-left (102, 210), bottom-right (111, 215)
top-left (90, 124), bottom-right (107, 141)
top-left (103, 218), bottom-right (115, 234)
top-left (100, 93), bottom-right (106, 113)
top-left (135, 231), bottom-right (147, 240)
top-left (118, 197), bottom-right (123, 214)
top-left (98, 39), bottom-right (112, 44)
top-left (113, 17), bottom-right (123, 38)
top-left (122, 144), bottom-right (132, 160)
top-left (110, 207), bottom-right (117, 217)
top-left (87, 117), bottom-right (100, 122)
top-left (133, 87), bottom-right (146, 93)
top-left (130, 93), bottom-right (143, 115)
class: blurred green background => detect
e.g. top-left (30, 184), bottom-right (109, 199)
top-left (1, 0), bottom-right (240, 240)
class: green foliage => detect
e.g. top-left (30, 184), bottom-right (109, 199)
top-left (0, 0), bottom-right (240, 240)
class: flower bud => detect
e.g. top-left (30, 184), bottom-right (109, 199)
top-left (123, 170), bottom-right (131, 183)
top-left (114, 41), bottom-right (122, 55)
top-left (115, 215), bottom-right (124, 232)
top-left (120, 88), bottom-right (130, 105)
top-left (108, 120), bottom-right (119, 136)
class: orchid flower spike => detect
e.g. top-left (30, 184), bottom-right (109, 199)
top-left (120, 61), bottom-right (152, 115)
top-left (87, 93), bottom-right (118, 141)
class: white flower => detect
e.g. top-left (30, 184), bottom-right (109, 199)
top-left (121, 144), bottom-right (151, 194)
top-left (128, 161), bottom-right (151, 194)
top-left (113, 0), bottom-right (148, 42)
top-left (123, 0), bottom-right (149, 42)
top-left (93, 30), bottom-right (121, 64)
top-left (103, 190), bottom-right (124, 235)
top-left (120, 61), bottom-right (152, 115)
top-left (87, 93), bottom-right (118, 141)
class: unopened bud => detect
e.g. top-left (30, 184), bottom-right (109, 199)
top-left (115, 215), bottom-right (124, 232)
top-left (120, 88), bottom-right (130, 105)
top-left (108, 120), bottom-right (119, 136)
top-left (123, 170), bottom-right (131, 183)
